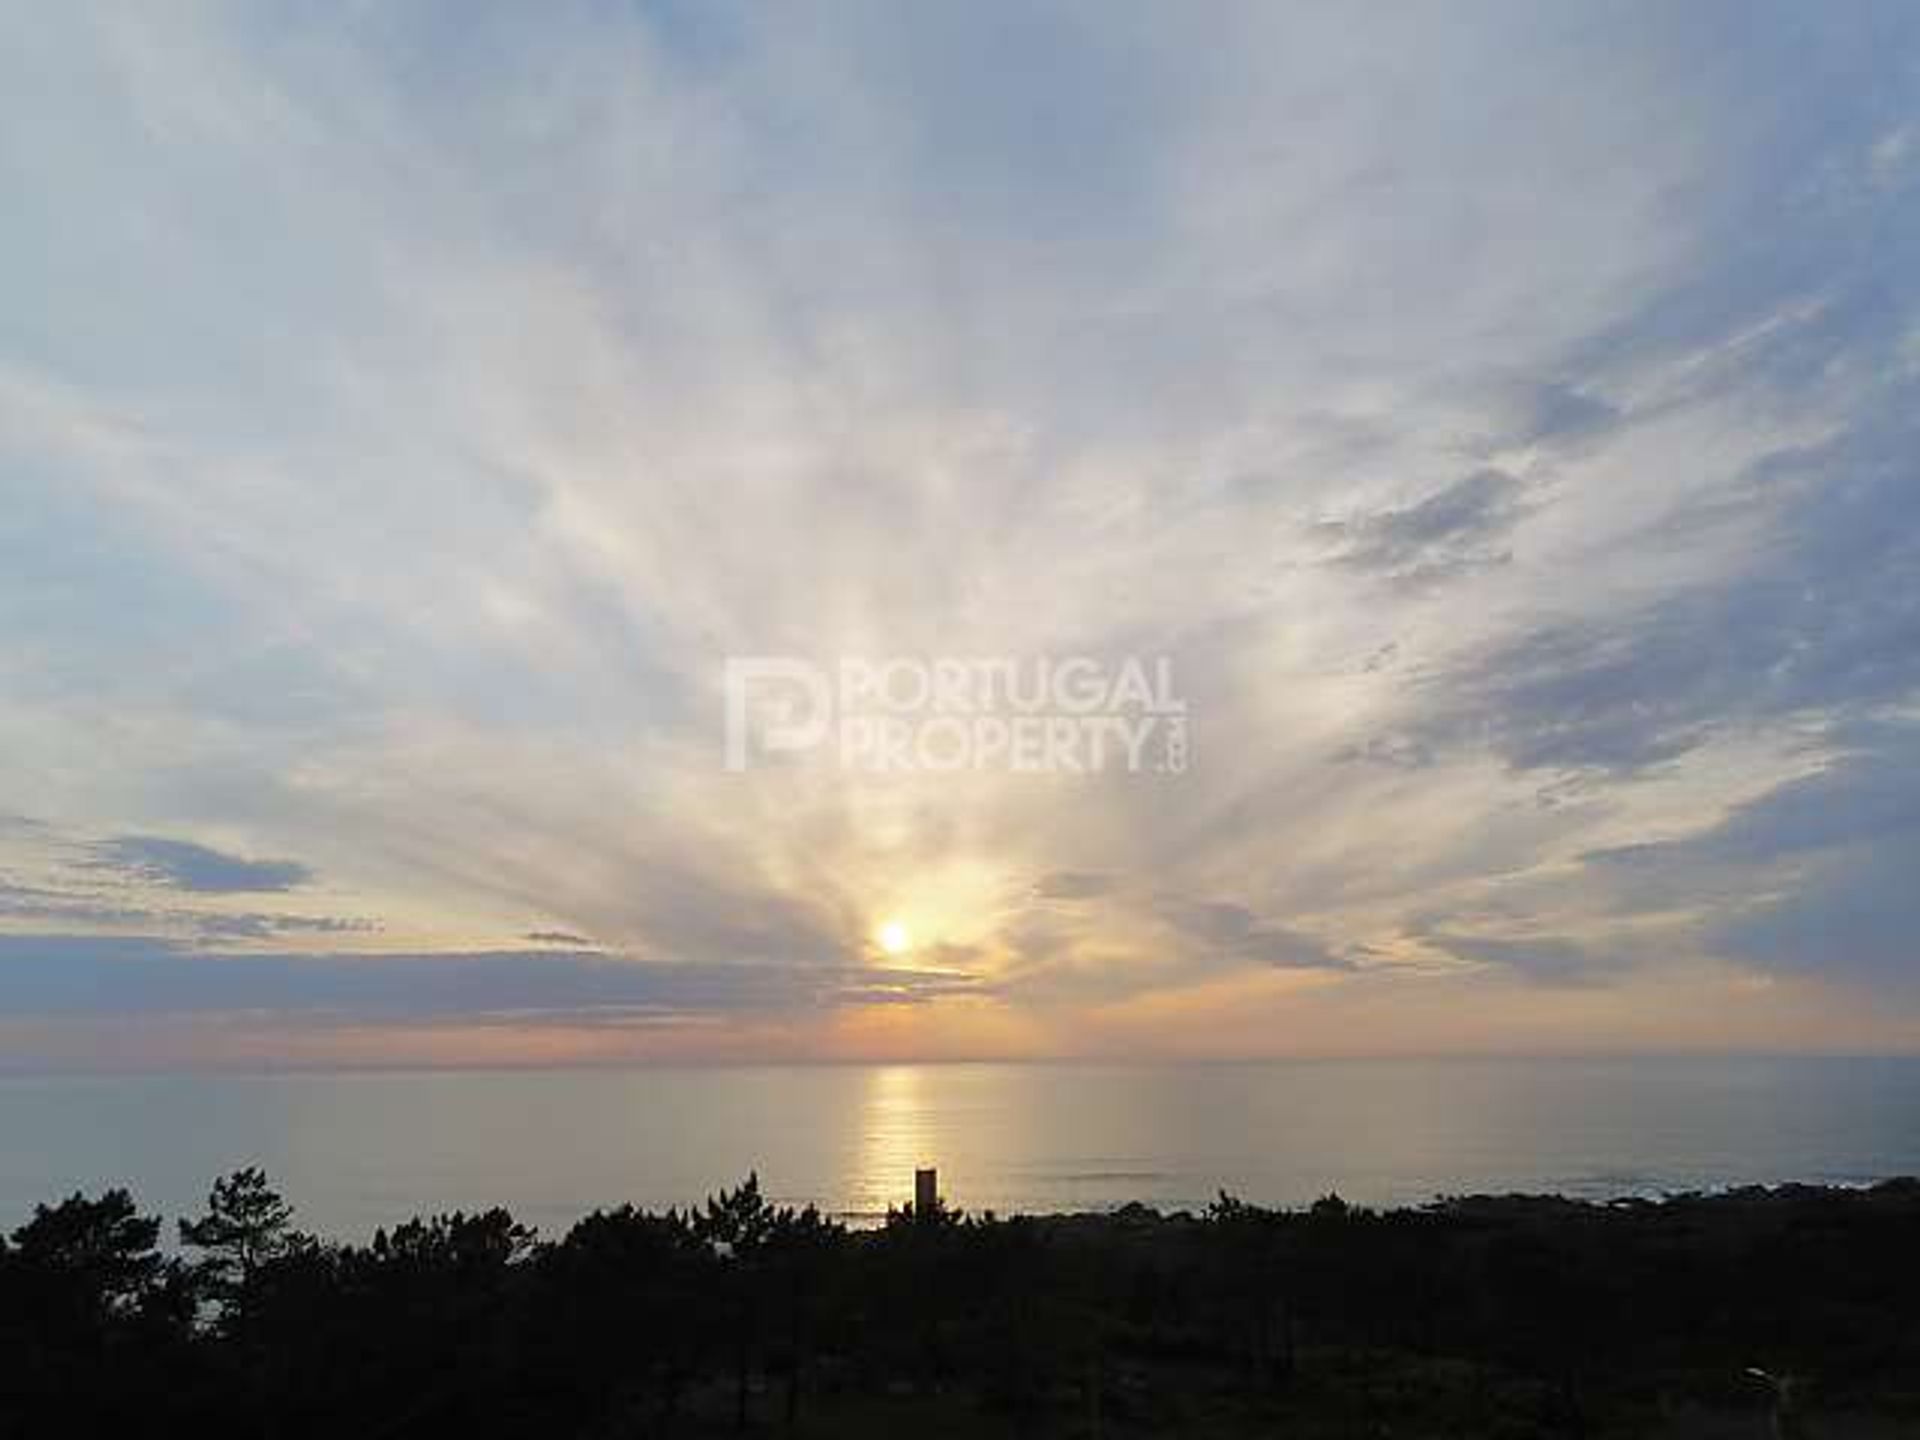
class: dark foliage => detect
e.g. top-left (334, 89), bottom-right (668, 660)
top-left (3, 1173), bottom-right (1918, 1437)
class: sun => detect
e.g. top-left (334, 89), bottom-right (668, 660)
top-left (877, 920), bottom-right (912, 956)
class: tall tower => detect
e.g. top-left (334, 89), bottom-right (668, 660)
top-left (914, 1167), bottom-right (938, 1215)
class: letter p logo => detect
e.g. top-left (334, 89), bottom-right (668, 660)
top-left (723, 658), bottom-right (832, 771)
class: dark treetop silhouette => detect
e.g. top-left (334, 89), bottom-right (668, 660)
top-left (3, 1168), bottom-right (1918, 1438)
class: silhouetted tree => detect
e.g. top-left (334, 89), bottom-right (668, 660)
top-left (763, 1201), bottom-right (845, 1435)
top-left (538, 1202), bottom-right (713, 1431)
top-left (179, 1166), bottom-right (305, 1318)
top-left (695, 1173), bottom-right (779, 1429)
top-left (9, 1188), bottom-right (162, 1325)
top-left (0, 1189), bottom-right (187, 1435)
top-left (4, 1169), bottom-right (1920, 1436)
top-left (1205, 1192), bottom-right (1296, 1389)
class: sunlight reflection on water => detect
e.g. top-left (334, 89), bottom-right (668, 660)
top-left (2, 1057), bottom-right (1916, 1238)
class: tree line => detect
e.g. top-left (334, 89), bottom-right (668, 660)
top-left (4, 1170), bottom-right (1918, 1437)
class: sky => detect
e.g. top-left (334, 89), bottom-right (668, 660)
top-left (2, 1), bottom-right (1918, 1068)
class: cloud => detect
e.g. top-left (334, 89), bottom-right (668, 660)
top-left (0, 3), bottom-right (1917, 1058)
top-left (1410, 400), bottom-right (1920, 777)
top-left (0, 885), bottom-right (159, 929)
top-left (1422, 932), bottom-right (1621, 989)
top-left (0, 934), bottom-right (981, 1022)
top-left (1155, 898), bottom-right (1354, 972)
top-left (0, 871), bottom-right (372, 942)
top-left (1030, 871), bottom-right (1115, 900)
top-left (1717, 848), bottom-right (1920, 986)
top-left (192, 913), bottom-right (378, 943)
top-left (1496, 381), bottom-right (1622, 450)
top-left (89, 837), bottom-right (312, 894)
top-left (1317, 469), bottom-right (1530, 584)
top-left (1580, 722), bottom-right (1920, 986)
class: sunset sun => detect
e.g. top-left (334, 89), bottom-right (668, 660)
top-left (877, 920), bottom-right (912, 956)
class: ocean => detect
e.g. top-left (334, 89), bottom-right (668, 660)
top-left (3, 1056), bottom-right (1916, 1239)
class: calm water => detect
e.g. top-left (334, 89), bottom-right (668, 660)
top-left (2, 1058), bottom-right (1917, 1238)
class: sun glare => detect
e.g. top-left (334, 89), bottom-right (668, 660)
top-left (877, 920), bottom-right (912, 956)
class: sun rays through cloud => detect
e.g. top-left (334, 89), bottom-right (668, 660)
top-left (3, 3), bottom-right (1919, 1065)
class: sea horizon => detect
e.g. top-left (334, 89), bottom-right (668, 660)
top-left (7, 1046), bottom-right (1920, 1077)
top-left (8, 1055), bottom-right (1918, 1239)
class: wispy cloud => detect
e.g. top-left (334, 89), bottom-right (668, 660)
top-left (1315, 468), bottom-right (1530, 585)
top-left (89, 837), bottom-right (312, 894)
top-left (0, 934), bottom-right (980, 1023)
top-left (1, 2), bottom-right (1917, 1062)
